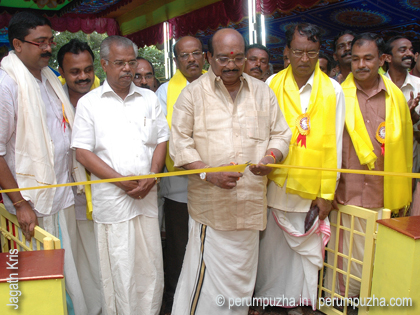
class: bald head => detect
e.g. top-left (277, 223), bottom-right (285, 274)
top-left (208, 28), bottom-right (246, 56)
top-left (207, 28), bottom-right (246, 86)
top-left (173, 35), bottom-right (205, 82)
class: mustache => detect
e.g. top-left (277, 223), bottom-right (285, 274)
top-left (120, 72), bottom-right (133, 78)
top-left (250, 66), bottom-right (262, 73)
top-left (403, 56), bottom-right (414, 62)
top-left (222, 69), bottom-right (239, 73)
top-left (355, 68), bottom-right (370, 73)
top-left (341, 51), bottom-right (351, 59)
top-left (41, 52), bottom-right (52, 58)
top-left (75, 79), bottom-right (91, 84)
top-left (141, 84), bottom-right (151, 90)
top-left (187, 63), bottom-right (199, 69)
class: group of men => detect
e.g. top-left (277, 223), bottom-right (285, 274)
top-left (0, 10), bottom-right (418, 315)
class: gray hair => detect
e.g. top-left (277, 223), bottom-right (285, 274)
top-left (100, 35), bottom-right (138, 60)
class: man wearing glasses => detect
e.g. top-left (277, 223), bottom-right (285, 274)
top-left (134, 56), bottom-right (158, 91)
top-left (254, 23), bottom-right (345, 314)
top-left (170, 28), bottom-right (291, 315)
top-left (155, 35), bottom-right (206, 315)
top-left (71, 36), bottom-right (169, 314)
top-left (0, 12), bottom-right (88, 314)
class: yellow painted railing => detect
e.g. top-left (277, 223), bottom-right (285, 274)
top-left (318, 205), bottom-right (391, 315)
top-left (0, 203), bottom-right (60, 252)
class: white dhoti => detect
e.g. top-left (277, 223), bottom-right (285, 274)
top-left (39, 205), bottom-right (88, 315)
top-left (94, 215), bottom-right (163, 315)
top-left (172, 218), bottom-right (259, 315)
top-left (76, 220), bottom-right (102, 315)
top-left (325, 209), bottom-right (383, 298)
top-left (255, 208), bottom-right (330, 310)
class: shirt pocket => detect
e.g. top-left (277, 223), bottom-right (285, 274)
top-left (245, 110), bottom-right (269, 141)
top-left (140, 117), bottom-right (158, 146)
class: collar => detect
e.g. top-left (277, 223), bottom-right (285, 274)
top-left (299, 71), bottom-right (315, 93)
top-left (100, 79), bottom-right (141, 99)
top-left (355, 74), bottom-right (388, 97)
top-left (385, 70), bottom-right (414, 90)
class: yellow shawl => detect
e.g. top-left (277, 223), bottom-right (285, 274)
top-left (166, 69), bottom-right (206, 171)
top-left (342, 73), bottom-right (412, 210)
top-left (268, 62), bottom-right (337, 200)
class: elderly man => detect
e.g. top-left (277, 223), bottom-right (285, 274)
top-left (71, 36), bottom-right (169, 315)
top-left (169, 28), bottom-right (291, 315)
top-left (327, 33), bottom-right (412, 298)
top-left (333, 30), bottom-right (355, 84)
top-left (134, 56), bottom-right (157, 91)
top-left (155, 35), bottom-right (206, 315)
top-left (244, 43), bottom-right (270, 80)
top-left (256, 23), bottom-right (345, 314)
top-left (57, 38), bottom-right (102, 315)
top-left (0, 12), bottom-right (88, 314)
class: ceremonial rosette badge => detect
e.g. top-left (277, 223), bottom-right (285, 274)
top-left (296, 113), bottom-right (310, 148)
top-left (375, 121), bottom-right (385, 155)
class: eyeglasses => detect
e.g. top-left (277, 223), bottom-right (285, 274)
top-left (177, 51), bottom-right (204, 61)
top-left (21, 39), bottom-right (57, 50)
top-left (290, 49), bottom-right (319, 59)
top-left (134, 74), bottom-right (154, 80)
top-left (105, 60), bottom-right (138, 68)
top-left (215, 56), bottom-right (247, 66)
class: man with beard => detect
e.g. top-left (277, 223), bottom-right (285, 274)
top-left (256, 23), bottom-right (345, 315)
top-left (327, 32), bottom-right (412, 299)
top-left (333, 30), bottom-right (355, 84)
top-left (57, 38), bottom-right (102, 315)
top-left (72, 36), bottom-right (169, 314)
top-left (169, 28), bottom-right (291, 315)
top-left (0, 12), bottom-right (88, 314)
top-left (155, 35), bottom-right (206, 315)
top-left (244, 44), bottom-right (270, 80)
top-left (134, 57), bottom-right (157, 91)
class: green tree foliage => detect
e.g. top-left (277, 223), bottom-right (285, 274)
top-left (49, 30), bottom-right (107, 82)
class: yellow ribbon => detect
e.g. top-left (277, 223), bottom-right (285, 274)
top-left (1, 163), bottom-right (420, 194)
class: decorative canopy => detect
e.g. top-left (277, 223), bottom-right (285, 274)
top-left (0, 0), bottom-right (420, 66)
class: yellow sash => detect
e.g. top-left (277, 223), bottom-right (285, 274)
top-left (268, 61), bottom-right (337, 200)
top-left (342, 73), bottom-right (412, 210)
top-left (166, 69), bottom-right (206, 171)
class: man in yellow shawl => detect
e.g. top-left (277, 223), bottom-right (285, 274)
top-left (253, 23), bottom-right (345, 315)
top-left (326, 33), bottom-right (413, 299)
top-left (155, 35), bottom-right (206, 315)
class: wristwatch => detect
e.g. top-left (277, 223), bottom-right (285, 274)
top-left (149, 172), bottom-right (160, 184)
top-left (199, 172), bottom-right (207, 181)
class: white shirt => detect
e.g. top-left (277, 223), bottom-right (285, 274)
top-left (266, 71), bottom-right (346, 212)
top-left (71, 80), bottom-right (170, 224)
top-left (385, 71), bottom-right (420, 172)
top-left (156, 80), bottom-right (189, 204)
top-left (0, 69), bottom-right (74, 217)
